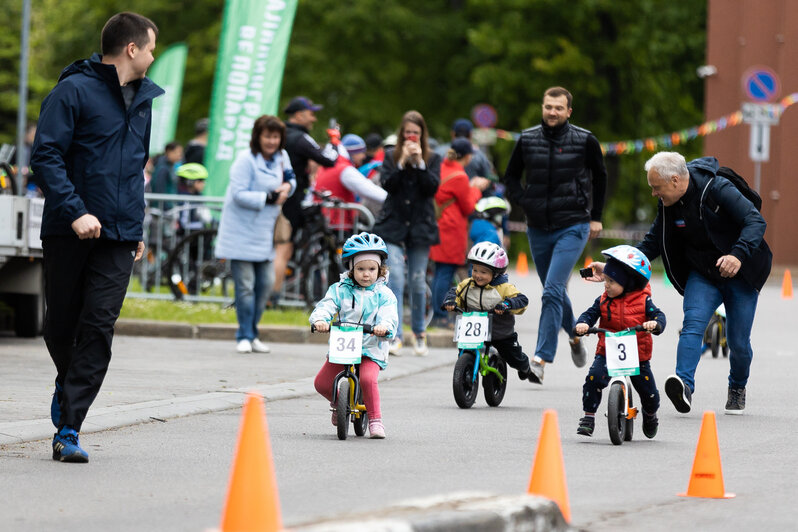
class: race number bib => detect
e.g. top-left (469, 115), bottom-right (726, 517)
top-left (455, 312), bottom-right (491, 348)
top-left (605, 330), bottom-right (640, 376)
top-left (328, 325), bottom-right (363, 365)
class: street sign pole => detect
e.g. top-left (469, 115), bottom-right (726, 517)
top-left (742, 102), bottom-right (779, 192)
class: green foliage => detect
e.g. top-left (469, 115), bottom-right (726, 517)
top-left (2, 0), bottom-right (707, 228)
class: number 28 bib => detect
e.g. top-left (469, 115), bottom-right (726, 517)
top-left (455, 312), bottom-right (491, 348)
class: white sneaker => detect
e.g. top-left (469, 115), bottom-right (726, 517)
top-left (236, 339), bottom-right (252, 353)
top-left (251, 339), bottom-right (271, 353)
top-left (413, 335), bottom-right (428, 356)
top-left (388, 337), bottom-right (403, 356)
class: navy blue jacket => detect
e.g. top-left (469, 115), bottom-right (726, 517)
top-left (31, 54), bottom-right (163, 240)
top-left (637, 157), bottom-right (772, 294)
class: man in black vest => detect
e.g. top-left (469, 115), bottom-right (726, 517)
top-left (503, 86), bottom-right (607, 384)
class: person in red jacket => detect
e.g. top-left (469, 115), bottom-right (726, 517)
top-left (573, 245), bottom-right (666, 439)
top-left (429, 138), bottom-right (490, 329)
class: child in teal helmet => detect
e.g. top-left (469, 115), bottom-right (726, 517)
top-left (310, 232), bottom-right (398, 439)
top-left (573, 245), bottom-right (667, 439)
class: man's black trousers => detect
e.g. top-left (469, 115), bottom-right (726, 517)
top-left (42, 236), bottom-right (136, 432)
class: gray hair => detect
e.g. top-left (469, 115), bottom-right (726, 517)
top-left (644, 152), bottom-right (688, 181)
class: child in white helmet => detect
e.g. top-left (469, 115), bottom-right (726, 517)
top-left (442, 241), bottom-right (535, 382)
top-left (573, 245), bottom-right (667, 438)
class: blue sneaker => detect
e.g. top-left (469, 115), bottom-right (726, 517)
top-left (51, 381), bottom-right (63, 428)
top-left (52, 426), bottom-right (89, 463)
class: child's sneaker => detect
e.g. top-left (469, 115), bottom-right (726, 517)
top-left (642, 411), bottom-right (659, 438)
top-left (52, 426), bottom-right (89, 463)
top-left (577, 416), bottom-right (595, 436)
top-left (368, 419), bottom-right (386, 439)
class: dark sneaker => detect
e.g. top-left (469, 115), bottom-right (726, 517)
top-left (527, 359), bottom-right (544, 384)
top-left (577, 416), bottom-right (595, 436)
top-left (569, 337), bottom-right (587, 368)
top-left (724, 387), bottom-right (746, 415)
top-left (642, 412), bottom-right (659, 439)
top-left (665, 374), bottom-right (692, 413)
top-left (52, 426), bottom-right (89, 463)
top-left (51, 381), bottom-right (63, 428)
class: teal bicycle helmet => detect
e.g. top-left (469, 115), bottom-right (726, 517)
top-left (601, 245), bottom-right (651, 292)
top-left (342, 232), bottom-right (388, 264)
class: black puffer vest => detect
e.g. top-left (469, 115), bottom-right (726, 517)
top-left (516, 121), bottom-right (593, 230)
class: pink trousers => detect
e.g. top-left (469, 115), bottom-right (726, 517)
top-left (314, 357), bottom-right (382, 420)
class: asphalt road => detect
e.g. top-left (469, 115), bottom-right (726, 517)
top-left (0, 274), bottom-right (795, 531)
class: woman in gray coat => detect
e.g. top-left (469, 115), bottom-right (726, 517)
top-left (215, 115), bottom-right (296, 353)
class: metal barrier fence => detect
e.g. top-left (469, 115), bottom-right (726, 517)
top-left (127, 193), bottom-right (375, 306)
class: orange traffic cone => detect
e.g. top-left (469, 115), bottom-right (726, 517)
top-left (527, 410), bottom-right (571, 522)
top-left (678, 411), bottom-right (735, 499)
top-left (220, 393), bottom-right (283, 531)
top-left (782, 269), bottom-right (793, 300)
top-left (516, 252), bottom-right (529, 277)
top-left (583, 256), bottom-right (593, 268)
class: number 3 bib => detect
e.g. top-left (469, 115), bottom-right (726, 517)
top-left (605, 330), bottom-right (640, 376)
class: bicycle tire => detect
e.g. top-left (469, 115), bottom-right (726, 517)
top-left (353, 408), bottom-right (368, 437)
top-left (336, 378), bottom-right (350, 440)
top-left (301, 242), bottom-right (341, 306)
top-left (452, 350), bottom-right (479, 409)
top-left (482, 349), bottom-right (507, 407)
top-left (624, 386), bottom-right (634, 442)
top-left (709, 321), bottom-right (721, 358)
top-left (607, 381), bottom-right (627, 445)
top-left (165, 229), bottom-right (230, 300)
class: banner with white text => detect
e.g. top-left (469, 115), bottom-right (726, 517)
top-left (148, 43), bottom-right (188, 155)
top-left (204, 0), bottom-right (298, 196)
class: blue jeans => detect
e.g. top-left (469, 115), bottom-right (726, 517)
top-left (386, 243), bottom-right (429, 340)
top-left (676, 271), bottom-right (759, 392)
top-left (527, 222), bottom-right (590, 362)
top-left (231, 260), bottom-right (273, 341)
top-left (431, 261), bottom-right (458, 320)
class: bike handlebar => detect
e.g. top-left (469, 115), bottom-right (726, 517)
top-left (311, 321), bottom-right (375, 334)
top-left (449, 306), bottom-right (496, 314)
top-left (579, 324), bottom-right (661, 336)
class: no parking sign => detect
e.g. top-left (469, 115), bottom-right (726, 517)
top-left (742, 67), bottom-right (780, 102)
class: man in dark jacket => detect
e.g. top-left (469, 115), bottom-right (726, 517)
top-left (637, 152), bottom-right (771, 415)
top-left (271, 96), bottom-right (338, 301)
top-left (503, 86), bottom-right (607, 384)
top-left (30, 12), bottom-right (162, 463)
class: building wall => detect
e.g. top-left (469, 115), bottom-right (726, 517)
top-left (705, 0), bottom-right (797, 266)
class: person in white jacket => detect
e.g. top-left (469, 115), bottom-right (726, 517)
top-left (311, 232), bottom-right (398, 439)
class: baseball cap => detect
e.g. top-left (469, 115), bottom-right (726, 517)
top-left (452, 118), bottom-right (473, 137)
top-left (283, 96), bottom-right (323, 115)
top-left (451, 137), bottom-right (474, 158)
top-left (365, 133), bottom-right (383, 151)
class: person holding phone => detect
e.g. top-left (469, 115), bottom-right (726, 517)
top-left (373, 110), bottom-right (442, 356)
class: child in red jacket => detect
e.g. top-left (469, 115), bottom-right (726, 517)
top-left (573, 245), bottom-right (666, 438)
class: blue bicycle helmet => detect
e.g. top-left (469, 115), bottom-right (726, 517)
top-left (601, 245), bottom-right (651, 291)
top-left (342, 232), bottom-right (388, 264)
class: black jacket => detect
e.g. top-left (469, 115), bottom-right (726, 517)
top-left (284, 122), bottom-right (337, 192)
top-left (637, 157), bottom-right (772, 294)
top-left (31, 54), bottom-right (163, 240)
top-left (372, 148), bottom-right (441, 248)
top-left (503, 120), bottom-right (607, 231)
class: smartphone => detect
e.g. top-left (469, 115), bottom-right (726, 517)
top-left (328, 118), bottom-right (338, 129)
top-left (405, 133), bottom-right (420, 143)
top-left (579, 267), bottom-right (594, 279)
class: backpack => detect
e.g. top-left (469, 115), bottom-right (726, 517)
top-left (715, 166), bottom-right (762, 211)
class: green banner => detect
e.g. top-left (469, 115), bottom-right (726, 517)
top-left (204, 0), bottom-right (299, 197)
top-left (147, 43), bottom-right (188, 155)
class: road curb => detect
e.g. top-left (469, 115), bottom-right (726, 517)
top-left (115, 319), bottom-right (456, 348)
top-left (287, 492), bottom-right (575, 532)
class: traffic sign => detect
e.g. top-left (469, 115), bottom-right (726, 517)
top-left (471, 104), bottom-right (498, 129)
top-left (749, 123), bottom-right (770, 162)
top-left (741, 102), bottom-right (780, 125)
top-left (742, 67), bottom-right (780, 102)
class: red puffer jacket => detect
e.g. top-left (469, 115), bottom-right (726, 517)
top-left (596, 285), bottom-right (654, 361)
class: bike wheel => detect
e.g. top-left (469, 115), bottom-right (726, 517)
top-left (607, 381), bottom-right (627, 445)
top-left (336, 378), bottom-right (350, 440)
top-left (353, 410), bottom-right (368, 437)
top-left (301, 237), bottom-right (341, 306)
top-left (483, 349), bottom-right (507, 407)
top-left (709, 321), bottom-right (721, 358)
top-left (165, 229), bottom-right (229, 300)
top-left (452, 350), bottom-right (479, 409)
top-left (720, 318), bottom-right (730, 357)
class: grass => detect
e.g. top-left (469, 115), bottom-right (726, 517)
top-left (119, 297), bottom-right (311, 326)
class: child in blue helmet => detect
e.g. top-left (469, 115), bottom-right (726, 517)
top-left (311, 232), bottom-right (398, 439)
top-left (573, 245), bottom-right (667, 439)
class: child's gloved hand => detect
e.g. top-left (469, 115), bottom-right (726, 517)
top-left (494, 300), bottom-right (510, 315)
top-left (373, 324), bottom-right (389, 337)
top-left (442, 298), bottom-right (456, 311)
top-left (574, 323), bottom-right (589, 336)
top-left (313, 321), bottom-right (329, 332)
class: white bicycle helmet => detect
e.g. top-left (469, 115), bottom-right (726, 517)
top-left (601, 245), bottom-right (651, 291)
top-left (467, 241), bottom-right (509, 273)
